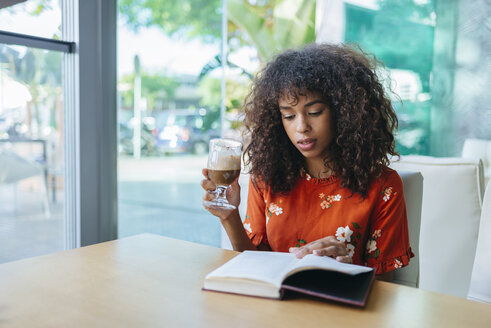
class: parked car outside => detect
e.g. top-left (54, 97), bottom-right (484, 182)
top-left (118, 117), bottom-right (157, 156)
top-left (154, 109), bottom-right (220, 155)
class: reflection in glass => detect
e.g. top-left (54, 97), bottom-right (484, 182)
top-left (0, 44), bottom-right (64, 263)
top-left (343, 1), bottom-right (490, 157)
top-left (344, 1), bottom-right (435, 155)
top-left (0, 0), bottom-right (61, 39)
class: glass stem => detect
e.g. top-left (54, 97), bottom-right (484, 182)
top-left (215, 186), bottom-right (227, 202)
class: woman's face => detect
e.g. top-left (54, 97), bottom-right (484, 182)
top-left (278, 91), bottom-right (334, 164)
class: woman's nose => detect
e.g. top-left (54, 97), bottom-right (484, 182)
top-left (296, 116), bottom-right (310, 133)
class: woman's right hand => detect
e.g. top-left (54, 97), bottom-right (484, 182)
top-left (201, 168), bottom-right (241, 220)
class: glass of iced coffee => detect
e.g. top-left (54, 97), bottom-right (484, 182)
top-left (204, 138), bottom-right (242, 210)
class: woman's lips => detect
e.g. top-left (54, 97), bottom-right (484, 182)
top-left (297, 138), bottom-right (316, 151)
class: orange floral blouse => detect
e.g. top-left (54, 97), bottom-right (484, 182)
top-left (243, 168), bottom-right (413, 274)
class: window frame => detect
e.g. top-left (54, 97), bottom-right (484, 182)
top-left (0, 0), bottom-right (117, 249)
top-left (75, 0), bottom-right (118, 247)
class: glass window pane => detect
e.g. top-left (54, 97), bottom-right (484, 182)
top-left (344, 2), bottom-right (435, 156)
top-left (0, 0), bottom-right (62, 39)
top-left (0, 44), bottom-right (64, 263)
top-left (117, 1), bottom-right (223, 246)
top-left (341, 0), bottom-right (489, 159)
top-left (117, 0), bottom-right (317, 246)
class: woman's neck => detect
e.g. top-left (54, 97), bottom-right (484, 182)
top-left (305, 158), bottom-right (332, 179)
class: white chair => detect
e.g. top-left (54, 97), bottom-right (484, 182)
top-left (220, 172), bottom-right (250, 249)
top-left (0, 150), bottom-right (50, 217)
top-left (222, 170), bottom-right (423, 288)
top-left (393, 171), bottom-right (423, 288)
top-left (462, 138), bottom-right (491, 186)
top-left (390, 155), bottom-right (484, 297)
top-left (468, 182), bottom-right (491, 303)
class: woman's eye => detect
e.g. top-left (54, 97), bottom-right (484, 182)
top-left (308, 111), bottom-right (322, 117)
top-left (283, 115), bottom-right (295, 120)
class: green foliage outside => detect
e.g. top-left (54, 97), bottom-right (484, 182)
top-left (198, 75), bottom-right (251, 129)
top-left (118, 0), bottom-right (317, 133)
top-left (118, 0), bottom-right (316, 60)
top-left (119, 0), bottom-right (223, 42)
top-left (119, 71), bottom-right (179, 111)
top-left (227, 0), bottom-right (316, 63)
top-left (226, 0), bottom-right (316, 120)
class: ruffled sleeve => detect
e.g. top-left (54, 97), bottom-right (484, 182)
top-left (243, 176), bottom-right (269, 248)
top-left (365, 170), bottom-right (414, 274)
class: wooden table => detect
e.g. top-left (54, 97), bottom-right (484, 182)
top-left (0, 234), bottom-right (489, 327)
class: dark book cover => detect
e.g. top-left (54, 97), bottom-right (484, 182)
top-left (281, 268), bottom-right (376, 307)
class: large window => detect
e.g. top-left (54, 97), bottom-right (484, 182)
top-left (0, 0), bottom-right (72, 263)
top-left (116, 0), bottom-right (315, 246)
top-left (117, 0), bottom-right (224, 246)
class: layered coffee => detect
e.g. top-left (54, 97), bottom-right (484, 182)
top-left (204, 138), bottom-right (242, 210)
top-left (208, 153), bottom-right (241, 186)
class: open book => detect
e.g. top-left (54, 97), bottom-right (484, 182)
top-left (203, 251), bottom-right (375, 306)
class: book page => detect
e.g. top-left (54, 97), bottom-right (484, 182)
top-left (286, 254), bottom-right (373, 278)
top-left (205, 251), bottom-right (298, 287)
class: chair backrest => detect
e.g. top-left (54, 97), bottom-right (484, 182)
top-left (220, 173), bottom-right (249, 249)
top-left (390, 155), bottom-right (484, 297)
top-left (0, 151), bottom-right (43, 184)
top-left (393, 171), bottom-right (423, 287)
top-left (223, 171), bottom-right (423, 289)
top-left (468, 182), bottom-right (491, 303)
top-left (462, 138), bottom-right (491, 185)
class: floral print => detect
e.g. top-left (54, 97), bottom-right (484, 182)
top-left (382, 186), bottom-right (397, 202)
top-left (365, 229), bottom-right (382, 260)
top-left (335, 226), bottom-right (353, 243)
top-left (243, 215), bottom-right (252, 233)
top-left (243, 222), bottom-right (252, 233)
top-left (335, 222), bottom-right (362, 258)
top-left (394, 259), bottom-right (403, 269)
top-left (265, 201), bottom-right (283, 224)
top-left (268, 202), bottom-right (283, 216)
top-left (295, 238), bottom-right (307, 248)
top-left (346, 244), bottom-right (355, 257)
top-left (366, 240), bottom-right (377, 253)
top-left (244, 169), bottom-right (411, 275)
top-left (319, 193), bottom-right (342, 209)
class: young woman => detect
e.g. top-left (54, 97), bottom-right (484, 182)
top-left (201, 43), bottom-right (413, 277)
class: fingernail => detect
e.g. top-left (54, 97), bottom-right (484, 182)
top-left (313, 250), bottom-right (320, 255)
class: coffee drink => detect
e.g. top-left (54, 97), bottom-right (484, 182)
top-left (208, 153), bottom-right (241, 186)
top-left (208, 168), bottom-right (240, 186)
top-left (204, 138), bottom-right (242, 210)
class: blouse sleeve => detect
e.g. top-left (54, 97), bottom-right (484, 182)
top-left (243, 176), bottom-right (269, 248)
top-left (365, 171), bottom-right (414, 274)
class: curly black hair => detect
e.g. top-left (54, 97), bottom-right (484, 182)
top-left (243, 43), bottom-right (398, 197)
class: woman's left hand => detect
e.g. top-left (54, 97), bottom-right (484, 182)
top-left (288, 236), bottom-right (352, 263)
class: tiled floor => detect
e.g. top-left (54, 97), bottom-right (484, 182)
top-left (0, 155), bottom-right (222, 264)
top-left (0, 181), bottom-right (64, 264)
